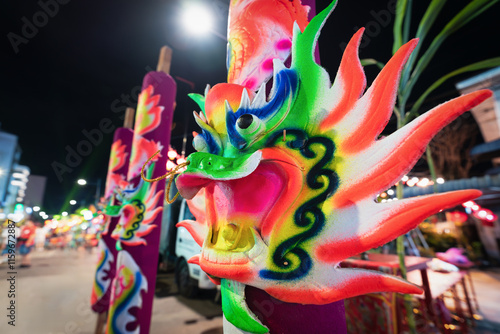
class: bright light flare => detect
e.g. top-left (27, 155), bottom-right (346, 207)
top-left (417, 178), bottom-right (430, 187)
top-left (168, 149), bottom-right (178, 160)
top-left (166, 160), bottom-right (176, 171)
top-left (70, 200), bottom-right (77, 205)
top-left (182, 5), bottom-right (214, 36)
top-left (77, 179), bottom-right (87, 185)
top-left (82, 210), bottom-right (93, 220)
top-left (407, 177), bottom-right (419, 187)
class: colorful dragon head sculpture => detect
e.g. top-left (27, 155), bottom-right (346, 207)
top-left (173, 1), bottom-right (490, 332)
top-left (106, 165), bottom-right (163, 247)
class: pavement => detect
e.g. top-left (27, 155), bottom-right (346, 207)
top-left (0, 248), bottom-right (498, 333)
top-left (468, 268), bottom-right (500, 333)
top-left (0, 248), bottom-right (223, 334)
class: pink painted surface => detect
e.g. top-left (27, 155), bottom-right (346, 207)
top-left (91, 128), bottom-right (133, 313)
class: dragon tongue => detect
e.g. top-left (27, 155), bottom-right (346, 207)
top-left (221, 279), bottom-right (268, 334)
top-left (210, 161), bottom-right (285, 233)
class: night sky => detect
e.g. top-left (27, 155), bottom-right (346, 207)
top-left (1, 0), bottom-right (499, 214)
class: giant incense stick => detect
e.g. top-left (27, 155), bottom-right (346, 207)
top-left (91, 126), bottom-right (134, 314)
top-left (105, 47), bottom-right (176, 334)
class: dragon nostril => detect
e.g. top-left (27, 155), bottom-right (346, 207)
top-left (237, 114), bottom-right (253, 129)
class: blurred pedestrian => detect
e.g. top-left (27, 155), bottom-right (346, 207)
top-left (18, 219), bottom-right (36, 267)
top-left (35, 222), bottom-right (47, 251)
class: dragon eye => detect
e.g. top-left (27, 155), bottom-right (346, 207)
top-left (236, 114), bottom-right (262, 135)
top-left (237, 114), bottom-right (254, 129)
top-left (193, 135), bottom-right (209, 153)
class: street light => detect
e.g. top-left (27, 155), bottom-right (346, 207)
top-left (182, 4), bottom-right (213, 35)
top-left (181, 3), bottom-right (226, 41)
top-left (77, 179), bottom-right (87, 185)
top-left (69, 200), bottom-right (77, 205)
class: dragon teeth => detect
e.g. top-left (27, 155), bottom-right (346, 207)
top-left (193, 111), bottom-right (206, 127)
top-left (269, 58), bottom-right (286, 100)
top-left (193, 110), bottom-right (201, 122)
top-left (293, 21), bottom-right (301, 38)
top-left (251, 83), bottom-right (267, 109)
top-left (205, 248), bottom-right (214, 263)
top-left (200, 111), bottom-right (208, 123)
top-left (224, 100), bottom-right (233, 113)
top-left (239, 89), bottom-right (251, 110)
top-left (204, 84), bottom-right (211, 97)
top-left (273, 58), bottom-right (286, 78)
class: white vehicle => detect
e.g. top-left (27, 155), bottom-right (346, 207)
top-left (173, 199), bottom-right (216, 297)
top-left (159, 183), bottom-right (216, 298)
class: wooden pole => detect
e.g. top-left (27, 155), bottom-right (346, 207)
top-left (156, 46), bottom-right (173, 75)
top-left (94, 312), bottom-right (107, 334)
top-left (123, 107), bottom-right (135, 129)
top-left (105, 46), bottom-right (177, 334)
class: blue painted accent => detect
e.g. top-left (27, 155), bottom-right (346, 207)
top-left (226, 69), bottom-right (298, 150)
top-left (201, 130), bottom-right (221, 155)
top-left (95, 248), bottom-right (109, 293)
top-left (122, 179), bottom-right (142, 197)
top-left (260, 131), bottom-right (339, 281)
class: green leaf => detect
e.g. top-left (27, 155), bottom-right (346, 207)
top-left (402, 0), bottom-right (413, 48)
top-left (393, 0), bottom-right (409, 54)
top-left (400, 0), bottom-right (447, 90)
top-left (403, 0), bottom-right (499, 99)
top-left (405, 57), bottom-right (500, 123)
top-left (360, 58), bottom-right (385, 70)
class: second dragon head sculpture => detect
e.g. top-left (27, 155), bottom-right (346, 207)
top-left (167, 1), bottom-right (491, 332)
